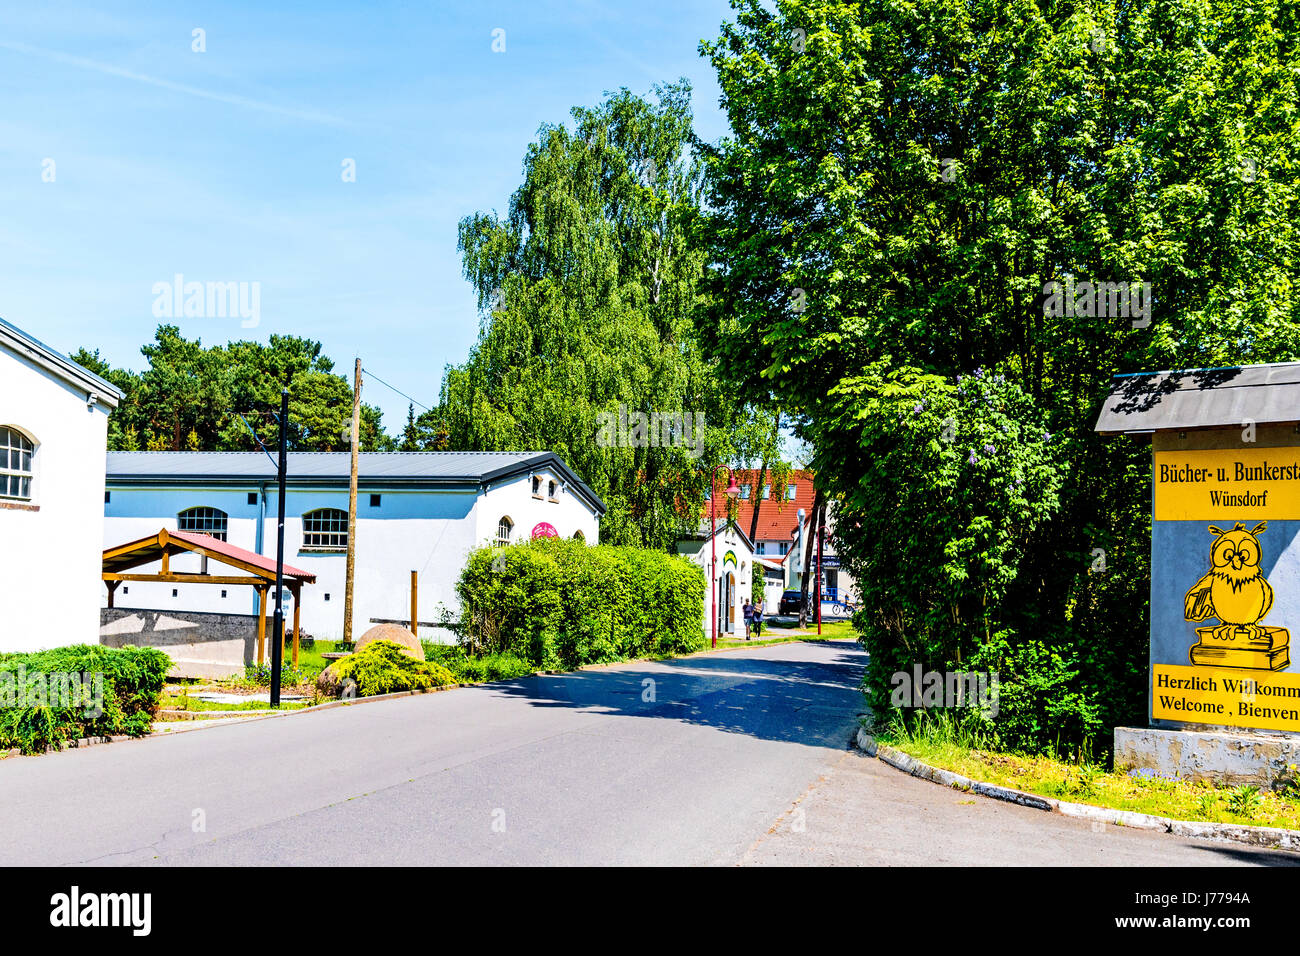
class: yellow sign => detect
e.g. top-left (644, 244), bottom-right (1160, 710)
top-left (1153, 664), bottom-right (1300, 732)
top-left (1154, 447), bottom-right (1300, 520)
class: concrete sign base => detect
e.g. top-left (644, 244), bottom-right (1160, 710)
top-left (1115, 725), bottom-right (1300, 789)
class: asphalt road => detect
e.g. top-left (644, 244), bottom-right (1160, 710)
top-left (0, 638), bottom-right (1294, 866)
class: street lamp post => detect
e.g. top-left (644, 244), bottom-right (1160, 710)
top-left (710, 465), bottom-right (741, 649)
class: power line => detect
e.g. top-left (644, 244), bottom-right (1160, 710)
top-left (361, 366), bottom-right (434, 413)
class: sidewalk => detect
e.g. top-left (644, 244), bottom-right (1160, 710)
top-left (738, 748), bottom-right (1300, 866)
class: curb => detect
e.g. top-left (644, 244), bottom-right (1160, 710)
top-left (853, 727), bottom-right (1300, 853)
top-left (150, 681), bottom-right (469, 733)
top-left (1, 733), bottom-right (132, 760)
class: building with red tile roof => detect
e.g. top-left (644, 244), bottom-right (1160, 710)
top-left (706, 468), bottom-right (816, 558)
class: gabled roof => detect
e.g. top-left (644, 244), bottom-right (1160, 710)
top-left (1095, 363), bottom-right (1300, 434)
top-left (106, 450), bottom-right (606, 514)
top-left (0, 316), bottom-right (122, 409)
top-left (680, 517), bottom-right (757, 553)
top-left (104, 528), bottom-right (316, 582)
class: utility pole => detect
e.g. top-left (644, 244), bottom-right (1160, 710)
top-left (344, 358), bottom-right (361, 645)
top-left (410, 570), bottom-right (418, 637)
top-left (798, 492), bottom-right (823, 629)
top-left (794, 508), bottom-right (806, 629)
top-left (270, 388), bottom-right (289, 707)
top-left (816, 518), bottom-right (824, 636)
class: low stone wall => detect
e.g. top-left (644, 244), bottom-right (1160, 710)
top-left (100, 608), bottom-right (264, 679)
top-left (1115, 725), bottom-right (1300, 789)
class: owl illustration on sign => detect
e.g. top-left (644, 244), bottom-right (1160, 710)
top-left (1183, 521), bottom-right (1273, 639)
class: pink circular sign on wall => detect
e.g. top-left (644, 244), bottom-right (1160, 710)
top-left (531, 521), bottom-right (559, 538)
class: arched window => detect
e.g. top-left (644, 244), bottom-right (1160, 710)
top-left (573, 530), bottom-right (585, 542)
top-left (302, 508), bottom-right (348, 551)
top-left (497, 516), bottom-right (513, 546)
top-left (0, 427), bottom-right (34, 501)
top-left (178, 506), bottom-right (228, 541)
top-left (548, 479), bottom-right (558, 499)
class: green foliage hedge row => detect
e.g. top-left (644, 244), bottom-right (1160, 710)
top-left (457, 538), bottom-right (706, 669)
top-left (0, 644), bottom-right (172, 754)
top-left (830, 368), bottom-right (1106, 753)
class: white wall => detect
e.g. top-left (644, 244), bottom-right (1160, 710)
top-left (476, 467), bottom-right (601, 546)
top-left (787, 511), bottom-right (859, 606)
top-left (104, 467), bottom-right (603, 643)
top-left (106, 487), bottom-right (482, 641)
top-left (0, 344), bottom-right (111, 653)
top-left (677, 527), bottom-right (753, 639)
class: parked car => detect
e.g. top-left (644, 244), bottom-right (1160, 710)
top-left (778, 590), bottom-right (803, 615)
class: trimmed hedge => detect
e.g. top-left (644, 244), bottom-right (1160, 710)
top-left (457, 537), bottom-right (706, 669)
top-left (0, 644), bottom-right (172, 754)
top-left (316, 640), bottom-right (456, 698)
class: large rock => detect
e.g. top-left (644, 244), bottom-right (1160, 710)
top-left (316, 661), bottom-right (347, 698)
top-left (354, 623), bottom-right (425, 661)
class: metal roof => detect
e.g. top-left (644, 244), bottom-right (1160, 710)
top-left (0, 315), bottom-right (122, 409)
top-left (106, 450), bottom-right (607, 514)
top-left (1095, 362), bottom-right (1300, 434)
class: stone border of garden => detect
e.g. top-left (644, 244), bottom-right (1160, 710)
top-left (853, 726), bottom-right (1300, 853)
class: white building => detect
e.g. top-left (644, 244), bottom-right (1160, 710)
top-left (676, 519), bottom-right (755, 640)
top-left (103, 451), bottom-right (604, 640)
top-left (0, 317), bottom-right (121, 653)
top-left (787, 504), bottom-right (860, 611)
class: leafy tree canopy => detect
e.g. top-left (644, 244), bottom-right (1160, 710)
top-left (699, 0), bottom-right (1300, 748)
top-left (437, 81), bottom-right (785, 549)
top-left (74, 326), bottom-right (393, 452)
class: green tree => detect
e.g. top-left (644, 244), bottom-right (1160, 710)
top-left (75, 327), bottom-right (393, 452)
top-left (440, 82), bottom-right (782, 549)
top-left (699, 0), bottom-right (1300, 748)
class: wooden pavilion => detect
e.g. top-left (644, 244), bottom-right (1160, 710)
top-left (102, 528), bottom-right (317, 667)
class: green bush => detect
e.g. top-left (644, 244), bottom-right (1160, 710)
top-left (457, 537), bottom-right (705, 669)
top-left (826, 367), bottom-right (1107, 755)
top-left (319, 641), bottom-right (455, 698)
top-left (237, 662), bottom-right (308, 689)
top-left (966, 635), bottom-right (1104, 755)
top-left (0, 644), bottom-right (172, 754)
top-left (421, 643), bottom-right (535, 683)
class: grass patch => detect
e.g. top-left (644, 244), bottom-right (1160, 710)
top-left (876, 710), bottom-right (1300, 830)
top-left (761, 619), bottom-right (856, 639)
top-left (294, 639), bottom-right (336, 675)
top-left (159, 689), bottom-right (310, 713)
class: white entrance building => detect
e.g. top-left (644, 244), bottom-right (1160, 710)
top-left (0, 317), bottom-right (121, 652)
top-left (676, 519), bottom-right (755, 640)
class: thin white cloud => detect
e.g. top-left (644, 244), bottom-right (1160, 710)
top-left (0, 39), bottom-right (348, 127)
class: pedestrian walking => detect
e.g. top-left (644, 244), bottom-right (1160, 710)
top-left (742, 599), bottom-right (753, 639)
top-left (752, 598), bottom-right (764, 639)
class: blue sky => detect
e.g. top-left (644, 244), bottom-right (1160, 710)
top-left (0, 0), bottom-right (737, 429)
